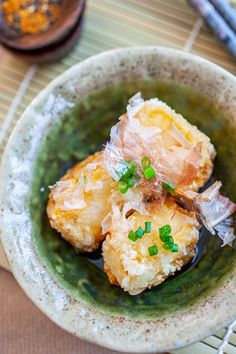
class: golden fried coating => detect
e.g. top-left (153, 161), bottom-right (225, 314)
top-left (47, 95), bottom-right (215, 293)
top-left (103, 199), bottom-right (199, 295)
top-left (128, 97), bottom-right (216, 190)
top-left (47, 152), bottom-right (113, 252)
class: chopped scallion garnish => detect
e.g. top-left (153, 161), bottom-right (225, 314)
top-left (162, 182), bottom-right (175, 194)
top-left (141, 156), bottom-right (156, 181)
top-left (163, 242), bottom-right (171, 250)
top-left (148, 245), bottom-right (158, 256)
top-left (128, 231), bottom-right (138, 242)
top-left (127, 178), bottom-right (135, 188)
top-left (117, 160), bottom-right (140, 194)
top-left (122, 161), bottom-right (136, 180)
top-left (118, 180), bottom-right (129, 194)
top-left (159, 224), bottom-right (171, 239)
top-left (141, 156), bottom-right (151, 170)
top-left (143, 165), bottom-right (156, 180)
top-left (158, 224), bottom-right (178, 252)
top-left (160, 234), bottom-right (168, 242)
top-left (145, 221), bottom-right (152, 233)
top-left (171, 244), bottom-right (179, 252)
top-left (160, 234), bottom-right (174, 243)
top-left (136, 227), bottom-right (145, 238)
top-left (128, 221), bottom-right (153, 242)
top-left (166, 235), bottom-right (174, 245)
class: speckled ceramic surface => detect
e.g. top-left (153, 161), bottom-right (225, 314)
top-left (0, 47), bottom-right (236, 353)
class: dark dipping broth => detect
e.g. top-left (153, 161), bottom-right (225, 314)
top-left (30, 79), bottom-right (236, 318)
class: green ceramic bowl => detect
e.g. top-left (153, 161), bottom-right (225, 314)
top-left (0, 47), bottom-right (236, 353)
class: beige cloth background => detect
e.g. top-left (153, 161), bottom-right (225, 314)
top-left (0, 269), bottom-right (138, 354)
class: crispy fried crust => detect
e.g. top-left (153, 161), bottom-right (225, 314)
top-left (47, 97), bottom-right (215, 293)
top-left (103, 199), bottom-right (199, 295)
top-left (134, 100), bottom-right (216, 190)
top-left (104, 262), bottom-right (119, 286)
top-left (47, 152), bottom-right (113, 252)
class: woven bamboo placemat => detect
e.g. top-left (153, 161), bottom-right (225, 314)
top-left (0, 1), bottom-right (236, 353)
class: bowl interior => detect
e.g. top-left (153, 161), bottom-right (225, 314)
top-left (30, 78), bottom-right (236, 319)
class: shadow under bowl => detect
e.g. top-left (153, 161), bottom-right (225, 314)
top-left (0, 47), bottom-right (236, 353)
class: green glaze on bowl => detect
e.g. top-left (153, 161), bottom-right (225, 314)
top-left (31, 78), bottom-right (236, 318)
top-left (1, 47), bottom-right (236, 353)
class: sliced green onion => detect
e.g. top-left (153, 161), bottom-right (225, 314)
top-left (145, 221), bottom-right (152, 233)
top-left (127, 161), bottom-right (136, 175)
top-left (166, 235), bottom-right (174, 245)
top-left (162, 182), bottom-right (175, 194)
top-left (122, 161), bottom-right (136, 180)
top-left (141, 156), bottom-right (151, 170)
top-left (119, 180), bottom-right (129, 194)
top-left (127, 178), bottom-right (135, 188)
top-left (143, 166), bottom-right (156, 180)
top-left (160, 234), bottom-right (173, 243)
top-left (128, 231), bottom-right (138, 242)
top-left (159, 224), bottom-right (171, 239)
top-left (136, 227), bottom-right (145, 239)
top-left (163, 242), bottom-right (171, 250)
top-left (160, 234), bottom-right (168, 242)
top-left (148, 245), bottom-right (158, 256)
top-left (141, 156), bottom-right (156, 180)
top-left (117, 160), bottom-right (140, 194)
top-left (171, 244), bottom-right (179, 252)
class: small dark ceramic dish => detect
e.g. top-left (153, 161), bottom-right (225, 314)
top-left (0, 0), bottom-right (85, 62)
top-left (3, 5), bottom-right (85, 63)
top-left (0, 47), bottom-right (236, 353)
top-left (0, 0), bottom-right (85, 50)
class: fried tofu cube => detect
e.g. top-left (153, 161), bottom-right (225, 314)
top-left (47, 152), bottom-right (113, 252)
top-left (132, 96), bottom-right (216, 190)
top-left (103, 199), bottom-right (199, 295)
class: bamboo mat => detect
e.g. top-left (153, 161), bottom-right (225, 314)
top-left (0, 1), bottom-right (236, 353)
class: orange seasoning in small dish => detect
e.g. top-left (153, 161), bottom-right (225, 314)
top-left (1, 0), bottom-right (63, 35)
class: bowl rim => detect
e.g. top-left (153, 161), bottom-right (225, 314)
top-left (0, 46), bottom-right (236, 353)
